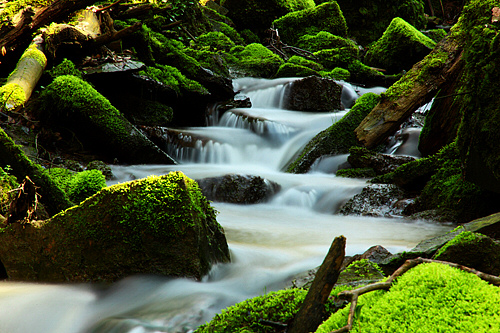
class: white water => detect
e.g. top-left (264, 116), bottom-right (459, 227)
top-left (0, 78), bottom-right (451, 333)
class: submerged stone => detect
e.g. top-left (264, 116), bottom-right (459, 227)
top-left (0, 172), bottom-right (230, 282)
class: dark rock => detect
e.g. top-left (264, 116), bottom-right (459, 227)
top-left (0, 172), bottom-right (230, 282)
top-left (197, 174), bottom-right (281, 204)
top-left (339, 184), bottom-right (411, 217)
top-left (346, 146), bottom-right (416, 176)
top-left (87, 160), bottom-right (113, 180)
top-left (433, 231), bottom-right (500, 276)
top-left (282, 76), bottom-right (343, 112)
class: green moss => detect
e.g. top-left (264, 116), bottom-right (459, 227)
top-left (0, 0), bottom-right (51, 22)
top-left (338, 259), bottom-right (385, 283)
top-left (217, 22), bottom-right (246, 45)
top-left (195, 31), bottom-right (236, 52)
top-left (139, 64), bottom-right (208, 95)
top-left (240, 29), bottom-right (260, 44)
top-left (229, 43), bottom-right (284, 78)
top-left (275, 63), bottom-right (319, 78)
top-left (48, 168), bottom-right (106, 204)
top-left (425, 28), bottom-right (448, 43)
top-left (287, 55), bottom-right (324, 71)
top-left (19, 44), bottom-right (47, 67)
top-left (273, 2), bottom-right (348, 45)
top-left (364, 17), bottom-right (437, 74)
top-left (287, 93), bottom-right (381, 173)
top-left (317, 263), bottom-right (500, 333)
top-left (434, 231), bottom-right (483, 258)
top-left (297, 31), bottom-right (357, 53)
top-left (48, 59), bottom-right (82, 79)
top-left (320, 67), bottom-right (350, 81)
top-left (0, 166), bottom-right (18, 216)
top-left (0, 83), bottom-right (25, 108)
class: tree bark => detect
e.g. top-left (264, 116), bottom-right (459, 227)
top-left (354, 35), bottom-right (464, 149)
top-left (288, 235), bottom-right (346, 333)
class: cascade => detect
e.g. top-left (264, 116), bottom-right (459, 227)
top-left (0, 78), bottom-right (451, 333)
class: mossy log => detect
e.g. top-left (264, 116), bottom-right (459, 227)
top-left (0, 42), bottom-right (47, 109)
top-left (355, 34), bottom-right (464, 149)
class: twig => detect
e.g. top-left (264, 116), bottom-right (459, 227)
top-left (330, 257), bottom-right (500, 333)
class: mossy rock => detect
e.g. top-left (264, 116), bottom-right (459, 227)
top-left (222, 0), bottom-right (315, 37)
top-left (275, 63), bottom-right (319, 78)
top-left (364, 17), bottom-right (437, 74)
top-left (433, 231), bottom-right (500, 276)
top-left (336, 259), bottom-right (385, 286)
top-left (317, 263), bottom-right (500, 332)
top-left (38, 75), bottom-right (175, 164)
top-left (0, 172), bottom-right (230, 282)
top-left (336, 167), bottom-right (376, 178)
top-left (287, 92), bottom-right (380, 173)
top-left (423, 28), bottom-right (448, 43)
top-left (273, 2), bottom-right (348, 46)
top-left (229, 43), bottom-right (284, 78)
top-left (296, 31), bottom-right (357, 53)
top-left (195, 31), bottom-right (236, 52)
top-left (335, 0), bottom-right (426, 46)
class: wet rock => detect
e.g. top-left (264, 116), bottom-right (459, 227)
top-left (0, 172), bottom-right (230, 282)
top-left (343, 245), bottom-right (393, 269)
top-left (433, 231), bottom-right (500, 276)
top-left (197, 174), bottom-right (280, 204)
top-left (282, 76), bottom-right (343, 112)
top-left (344, 146), bottom-right (416, 176)
top-left (339, 184), bottom-right (411, 217)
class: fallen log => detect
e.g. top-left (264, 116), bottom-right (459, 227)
top-left (288, 235), bottom-right (346, 333)
top-left (354, 34), bottom-right (464, 149)
top-left (0, 41), bottom-right (47, 109)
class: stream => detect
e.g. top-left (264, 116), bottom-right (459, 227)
top-left (0, 77), bottom-right (451, 333)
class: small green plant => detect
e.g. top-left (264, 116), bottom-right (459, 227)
top-left (48, 168), bottom-right (106, 204)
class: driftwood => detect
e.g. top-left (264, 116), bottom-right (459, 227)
top-left (354, 34), bottom-right (464, 149)
top-left (288, 236), bottom-right (346, 333)
top-left (331, 257), bottom-right (500, 333)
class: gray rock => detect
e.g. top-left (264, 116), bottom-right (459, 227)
top-left (197, 174), bottom-right (280, 204)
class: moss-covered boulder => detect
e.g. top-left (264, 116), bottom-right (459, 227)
top-left (222, 0), bottom-right (315, 37)
top-left (287, 92), bottom-right (380, 173)
top-left (0, 172), bottom-right (230, 282)
top-left (48, 168), bottom-right (106, 204)
top-left (38, 75), bottom-right (176, 165)
top-left (273, 2), bottom-right (348, 45)
top-left (364, 17), bottom-right (437, 74)
top-left (317, 263), bottom-right (500, 332)
top-left (229, 43), bottom-right (284, 78)
top-left (296, 31), bottom-right (356, 53)
top-left (282, 76), bottom-right (343, 111)
top-left (433, 231), bottom-right (500, 276)
top-left (336, 0), bottom-right (426, 46)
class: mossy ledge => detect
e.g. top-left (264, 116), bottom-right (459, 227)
top-left (0, 171), bottom-right (230, 282)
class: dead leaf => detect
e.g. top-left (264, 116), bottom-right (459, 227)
top-left (1, 46), bottom-right (6, 56)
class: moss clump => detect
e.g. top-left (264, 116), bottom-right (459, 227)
top-left (287, 93), bottom-right (381, 173)
top-left (434, 231), bottom-right (485, 258)
top-left (317, 263), bottom-right (500, 332)
top-left (48, 168), bottom-right (106, 204)
top-left (195, 31), bottom-right (236, 52)
top-left (275, 63), bottom-right (319, 78)
top-left (297, 31), bottom-right (357, 53)
top-left (0, 83), bottom-right (25, 108)
top-left (287, 55), bottom-right (324, 71)
top-left (337, 259), bottom-right (385, 285)
top-left (320, 67), bottom-right (350, 81)
top-left (0, 0), bottom-right (51, 22)
top-left (424, 28), bottom-right (448, 43)
top-left (139, 64), bottom-right (208, 96)
top-left (229, 43), bottom-right (284, 78)
top-left (48, 58), bottom-right (82, 78)
top-left (273, 2), bottom-right (348, 45)
top-left (0, 167), bottom-right (18, 217)
top-left (364, 17), bottom-right (437, 74)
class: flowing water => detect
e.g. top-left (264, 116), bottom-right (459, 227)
top-left (0, 78), bottom-right (451, 333)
